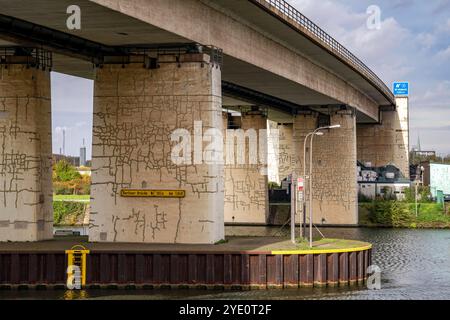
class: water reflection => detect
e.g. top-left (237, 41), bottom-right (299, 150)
top-left (1, 227), bottom-right (450, 300)
top-left (64, 290), bottom-right (90, 300)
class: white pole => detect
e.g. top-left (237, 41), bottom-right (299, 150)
top-left (291, 172), bottom-right (296, 244)
top-left (302, 133), bottom-right (312, 240)
top-left (308, 125), bottom-right (340, 248)
top-left (309, 130), bottom-right (316, 248)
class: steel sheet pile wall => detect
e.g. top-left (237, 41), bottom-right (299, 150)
top-left (0, 249), bottom-right (371, 289)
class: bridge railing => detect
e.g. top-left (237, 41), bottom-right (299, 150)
top-left (255, 0), bottom-right (394, 103)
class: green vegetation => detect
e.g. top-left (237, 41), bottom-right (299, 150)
top-left (53, 201), bottom-right (87, 226)
top-left (52, 160), bottom-right (91, 226)
top-left (402, 186), bottom-right (433, 203)
top-left (53, 194), bottom-right (90, 201)
top-left (358, 184), bottom-right (450, 228)
top-left (53, 160), bottom-right (91, 195)
top-left (214, 239), bottom-right (228, 245)
top-left (54, 160), bottom-right (81, 181)
top-left (249, 238), bottom-right (370, 252)
top-left (359, 186), bottom-right (432, 203)
top-left (359, 201), bottom-right (450, 228)
top-left (268, 181), bottom-right (281, 189)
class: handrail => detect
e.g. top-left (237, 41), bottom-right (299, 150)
top-left (252, 0), bottom-right (395, 104)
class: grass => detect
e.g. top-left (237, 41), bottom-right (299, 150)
top-left (241, 238), bottom-right (370, 252)
top-left (359, 201), bottom-right (450, 228)
top-left (53, 201), bottom-right (87, 226)
top-left (53, 194), bottom-right (90, 202)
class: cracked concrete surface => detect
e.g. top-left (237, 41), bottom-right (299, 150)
top-left (0, 65), bottom-right (53, 242)
top-left (89, 54), bottom-right (224, 244)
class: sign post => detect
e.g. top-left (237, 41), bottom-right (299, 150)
top-left (393, 82), bottom-right (409, 96)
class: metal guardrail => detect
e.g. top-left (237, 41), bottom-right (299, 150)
top-left (0, 47), bottom-right (52, 70)
top-left (253, 0), bottom-right (394, 103)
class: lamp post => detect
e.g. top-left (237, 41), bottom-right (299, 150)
top-left (302, 131), bottom-right (323, 240)
top-left (306, 124), bottom-right (341, 248)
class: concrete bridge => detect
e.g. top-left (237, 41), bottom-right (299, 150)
top-left (0, 0), bottom-right (409, 243)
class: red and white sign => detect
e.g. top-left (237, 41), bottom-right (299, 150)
top-left (297, 177), bottom-right (304, 191)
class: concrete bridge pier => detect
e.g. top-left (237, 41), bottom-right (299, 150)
top-left (224, 108), bottom-right (269, 224)
top-left (0, 52), bottom-right (53, 241)
top-left (293, 110), bottom-right (358, 225)
top-left (275, 123), bottom-right (295, 183)
top-left (89, 53), bottom-right (224, 244)
top-left (357, 97), bottom-right (410, 178)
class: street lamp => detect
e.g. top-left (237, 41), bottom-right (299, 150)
top-left (305, 124), bottom-right (341, 248)
top-left (291, 131), bottom-right (324, 244)
top-left (301, 131), bottom-right (324, 240)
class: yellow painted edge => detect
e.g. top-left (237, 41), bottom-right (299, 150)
top-left (65, 250), bottom-right (90, 254)
top-left (271, 244), bottom-right (372, 255)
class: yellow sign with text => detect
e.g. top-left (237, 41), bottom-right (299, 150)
top-left (120, 189), bottom-right (186, 198)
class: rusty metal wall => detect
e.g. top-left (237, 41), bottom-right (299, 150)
top-left (0, 249), bottom-right (371, 288)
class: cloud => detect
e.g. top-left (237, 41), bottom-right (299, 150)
top-left (411, 80), bottom-right (450, 109)
top-left (52, 72), bottom-right (93, 159)
top-left (436, 46), bottom-right (450, 60)
top-left (432, 0), bottom-right (450, 15)
top-left (51, 72), bottom-right (93, 115)
top-left (416, 32), bottom-right (437, 50)
top-left (286, 0), bottom-right (450, 154)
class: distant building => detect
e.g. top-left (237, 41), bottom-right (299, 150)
top-left (421, 162), bottom-right (450, 197)
top-left (52, 154), bottom-right (91, 168)
top-left (80, 146), bottom-right (87, 167)
top-left (358, 162), bottom-right (411, 200)
top-left (52, 154), bottom-right (80, 167)
top-left (412, 150), bottom-right (436, 157)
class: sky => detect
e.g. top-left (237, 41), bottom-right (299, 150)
top-left (51, 73), bottom-right (93, 159)
top-left (51, 0), bottom-right (450, 158)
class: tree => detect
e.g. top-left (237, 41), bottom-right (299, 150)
top-left (53, 160), bottom-right (82, 182)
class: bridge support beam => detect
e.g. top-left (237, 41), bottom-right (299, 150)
top-left (89, 54), bottom-right (224, 244)
top-left (224, 109), bottom-right (268, 224)
top-left (357, 97), bottom-right (409, 178)
top-left (0, 63), bottom-right (53, 241)
top-left (293, 111), bottom-right (358, 225)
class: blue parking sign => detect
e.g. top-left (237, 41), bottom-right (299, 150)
top-left (393, 82), bottom-right (409, 96)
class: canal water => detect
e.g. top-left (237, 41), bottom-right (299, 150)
top-left (1, 227), bottom-right (450, 300)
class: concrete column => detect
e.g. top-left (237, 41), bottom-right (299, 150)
top-left (224, 110), bottom-right (268, 224)
top-left (357, 97), bottom-right (409, 178)
top-left (267, 120), bottom-right (279, 184)
top-left (277, 123), bottom-right (295, 183)
top-left (90, 53), bottom-right (224, 244)
top-left (0, 63), bottom-right (53, 241)
top-left (293, 111), bottom-right (358, 225)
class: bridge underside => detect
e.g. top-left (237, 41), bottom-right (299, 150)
top-left (0, 0), bottom-right (408, 243)
top-left (0, 0), bottom-right (392, 122)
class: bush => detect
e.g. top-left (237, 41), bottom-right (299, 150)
top-left (54, 160), bottom-right (81, 182)
top-left (366, 201), bottom-right (413, 227)
top-left (358, 192), bottom-right (372, 203)
top-left (268, 181), bottom-right (281, 189)
top-left (53, 160), bottom-right (91, 195)
top-left (53, 202), bottom-right (86, 225)
top-left (360, 200), bottom-right (450, 228)
top-left (403, 186), bottom-right (432, 203)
